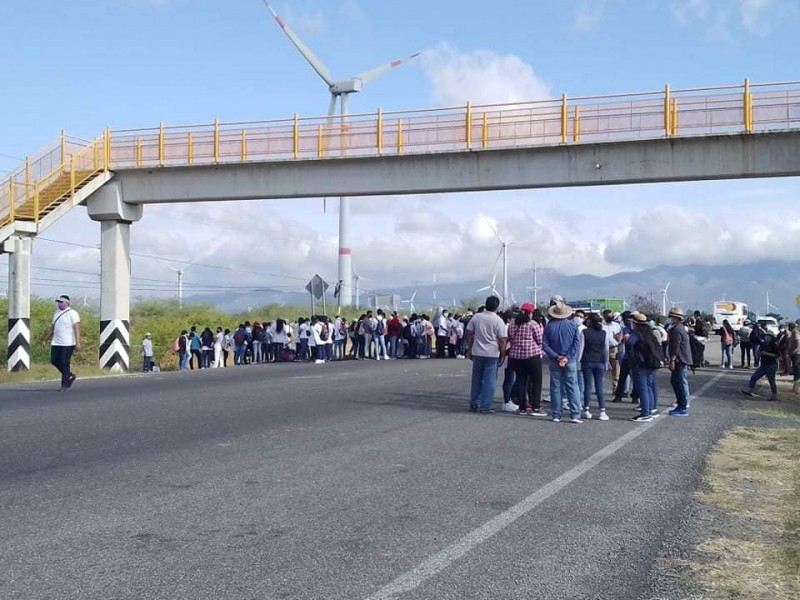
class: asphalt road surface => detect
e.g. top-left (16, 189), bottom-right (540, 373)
top-left (0, 359), bottom-right (749, 600)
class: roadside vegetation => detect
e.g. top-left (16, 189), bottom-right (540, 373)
top-left (688, 395), bottom-right (800, 599)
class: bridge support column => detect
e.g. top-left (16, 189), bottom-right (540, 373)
top-left (87, 180), bottom-right (143, 371)
top-left (3, 235), bottom-right (33, 372)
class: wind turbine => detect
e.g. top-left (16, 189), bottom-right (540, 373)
top-left (261, 1), bottom-right (419, 308)
top-left (482, 216), bottom-right (522, 310)
top-left (526, 261), bottom-right (540, 307)
top-left (766, 291), bottom-right (779, 315)
top-left (477, 247), bottom-right (504, 302)
top-left (660, 282), bottom-right (671, 317)
top-left (401, 291), bottom-right (417, 315)
top-left (160, 241), bottom-right (225, 309)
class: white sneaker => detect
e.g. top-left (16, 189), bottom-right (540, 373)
top-left (314, 359), bottom-right (324, 364)
top-left (598, 410), bottom-right (610, 421)
top-left (502, 402), bottom-right (520, 413)
top-left (375, 356), bottom-right (381, 361)
top-left (582, 409), bottom-right (592, 420)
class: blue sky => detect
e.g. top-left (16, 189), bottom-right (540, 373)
top-left (1, 0), bottom-right (799, 301)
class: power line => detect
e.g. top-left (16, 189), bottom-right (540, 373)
top-left (36, 236), bottom-right (310, 282)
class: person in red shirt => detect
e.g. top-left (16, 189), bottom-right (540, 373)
top-left (386, 311), bottom-right (403, 358)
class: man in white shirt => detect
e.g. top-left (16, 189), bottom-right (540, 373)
top-left (465, 296), bottom-right (508, 413)
top-left (46, 294), bottom-right (81, 391)
top-left (141, 333), bottom-right (154, 372)
top-left (602, 310), bottom-right (623, 391)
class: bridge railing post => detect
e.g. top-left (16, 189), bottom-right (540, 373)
top-left (377, 108), bottom-right (384, 156)
top-left (482, 112), bottom-right (489, 149)
top-left (465, 101), bottom-right (472, 149)
top-left (213, 118), bottom-right (220, 163)
top-left (743, 78), bottom-right (753, 133)
top-left (158, 122), bottom-right (165, 167)
top-left (293, 114), bottom-right (300, 159)
top-left (104, 127), bottom-right (111, 172)
top-left (397, 119), bottom-right (404, 154)
top-left (671, 98), bottom-right (679, 136)
top-left (561, 93), bottom-right (568, 144)
top-left (663, 84), bottom-right (672, 137)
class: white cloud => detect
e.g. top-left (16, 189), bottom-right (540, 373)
top-left (671, 0), bottom-right (795, 35)
top-left (671, 0), bottom-right (711, 25)
top-left (604, 205), bottom-right (800, 268)
top-left (573, 0), bottom-right (605, 33)
top-left (420, 43), bottom-right (551, 106)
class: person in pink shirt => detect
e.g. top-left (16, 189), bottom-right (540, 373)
top-left (506, 303), bottom-right (546, 416)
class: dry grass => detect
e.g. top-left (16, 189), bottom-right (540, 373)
top-left (690, 427), bottom-right (800, 599)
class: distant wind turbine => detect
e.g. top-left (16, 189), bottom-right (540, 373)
top-left (660, 282), bottom-right (671, 317)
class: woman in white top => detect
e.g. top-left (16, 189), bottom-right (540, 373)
top-left (269, 319), bottom-right (290, 362)
top-left (213, 327), bottom-right (224, 368)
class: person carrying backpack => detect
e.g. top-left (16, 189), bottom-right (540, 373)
top-left (233, 324), bottom-right (247, 365)
top-left (630, 313), bottom-right (662, 422)
top-left (373, 310), bottom-right (389, 360)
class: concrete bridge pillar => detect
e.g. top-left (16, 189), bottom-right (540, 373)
top-left (3, 235), bottom-right (33, 372)
top-left (87, 180), bottom-right (143, 371)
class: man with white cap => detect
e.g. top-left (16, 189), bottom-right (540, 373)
top-left (543, 301), bottom-right (583, 423)
top-left (141, 333), bottom-right (154, 372)
top-left (44, 294), bottom-right (81, 391)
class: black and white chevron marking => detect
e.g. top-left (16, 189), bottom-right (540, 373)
top-left (8, 318), bottom-right (31, 372)
top-left (99, 319), bottom-right (130, 371)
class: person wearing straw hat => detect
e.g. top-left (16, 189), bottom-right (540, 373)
top-left (630, 313), bottom-right (663, 422)
top-left (543, 301), bottom-right (583, 423)
top-left (667, 307), bottom-right (692, 416)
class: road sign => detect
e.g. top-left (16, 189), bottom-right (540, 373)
top-left (305, 274), bottom-right (329, 300)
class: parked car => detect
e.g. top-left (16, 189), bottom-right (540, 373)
top-left (756, 316), bottom-right (779, 336)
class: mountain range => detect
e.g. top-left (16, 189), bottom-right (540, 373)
top-left (184, 260), bottom-right (800, 319)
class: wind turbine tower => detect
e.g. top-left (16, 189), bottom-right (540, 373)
top-left (262, 1), bottom-right (419, 307)
top-left (660, 282), bottom-right (671, 317)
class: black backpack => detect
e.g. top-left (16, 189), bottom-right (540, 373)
top-left (638, 331), bottom-right (663, 370)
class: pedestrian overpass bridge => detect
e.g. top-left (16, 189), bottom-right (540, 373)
top-left (1, 80), bottom-right (799, 371)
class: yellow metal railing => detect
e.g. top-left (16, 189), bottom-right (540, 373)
top-left (1, 79), bottom-right (799, 229)
top-left (0, 133), bottom-right (106, 228)
top-left (105, 79), bottom-right (800, 169)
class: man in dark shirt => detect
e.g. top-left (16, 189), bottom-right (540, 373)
top-left (740, 333), bottom-right (780, 401)
top-left (667, 308), bottom-right (693, 416)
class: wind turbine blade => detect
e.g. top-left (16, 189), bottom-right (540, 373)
top-left (353, 52), bottom-right (421, 85)
top-left (476, 286), bottom-right (491, 293)
top-left (261, 0), bottom-right (335, 87)
top-left (481, 214), bottom-right (503, 244)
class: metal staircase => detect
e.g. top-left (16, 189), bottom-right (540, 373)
top-left (0, 133), bottom-right (109, 242)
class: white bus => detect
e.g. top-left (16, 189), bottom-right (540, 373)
top-left (712, 301), bottom-right (749, 334)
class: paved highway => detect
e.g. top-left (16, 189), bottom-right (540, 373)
top-left (0, 359), bottom-right (748, 599)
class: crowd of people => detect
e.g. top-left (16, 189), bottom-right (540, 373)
top-left (166, 308), bottom-right (476, 371)
top-left (464, 295), bottom-right (695, 423)
top-left (154, 296), bottom-right (800, 415)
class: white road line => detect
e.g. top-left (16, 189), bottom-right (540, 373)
top-left (366, 371), bottom-right (726, 600)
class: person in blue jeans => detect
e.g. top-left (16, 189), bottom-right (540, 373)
top-left (466, 296), bottom-right (508, 414)
top-left (667, 308), bottom-right (693, 416)
top-left (630, 313), bottom-right (663, 422)
top-left (543, 301), bottom-right (582, 423)
top-left (581, 312), bottom-right (610, 420)
top-left (740, 333), bottom-right (780, 401)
